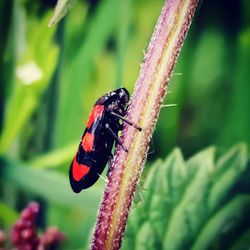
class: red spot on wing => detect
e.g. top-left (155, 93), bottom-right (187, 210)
top-left (81, 132), bottom-right (94, 152)
top-left (72, 157), bottom-right (90, 181)
top-left (86, 105), bottom-right (104, 129)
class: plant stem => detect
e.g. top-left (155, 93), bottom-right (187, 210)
top-left (91, 0), bottom-right (200, 249)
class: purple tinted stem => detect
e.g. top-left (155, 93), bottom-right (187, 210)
top-left (91, 1), bottom-right (199, 249)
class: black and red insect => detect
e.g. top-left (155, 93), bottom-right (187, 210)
top-left (69, 88), bottom-right (141, 193)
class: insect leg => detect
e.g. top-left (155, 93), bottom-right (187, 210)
top-left (97, 173), bottom-right (108, 183)
top-left (110, 112), bottom-right (142, 131)
top-left (105, 123), bottom-right (129, 153)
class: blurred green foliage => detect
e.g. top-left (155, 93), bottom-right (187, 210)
top-left (0, 0), bottom-right (249, 249)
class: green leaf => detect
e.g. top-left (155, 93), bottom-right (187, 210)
top-left (124, 149), bottom-right (186, 248)
top-left (29, 141), bottom-right (78, 169)
top-left (49, 0), bottom-right (74, 27)
top-left (148, 148), bottom-right (186, 240)
top-left (0, 158), bottom-right (101, 211)
top-left (163, 147), bottom-right (215, 250)
top-left (135, 222), bottom-right (161, 250)
top-left (208, 143), bottom-right (248, 212)
top-left (185, 146), bottom-right (215, 178)
top-left (123, 144), bottom-right (249, 250)
top-left (191, 195), bottom-right (250, 250)
top-left (0, 11), bottom-right (59, 153)
top-left (144, 159), bottom-right (163, 215)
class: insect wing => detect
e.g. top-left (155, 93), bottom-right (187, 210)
top-left (69, 156), bottom-right (90, 193)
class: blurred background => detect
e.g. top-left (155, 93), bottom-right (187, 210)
top-left (0, 0), bottom-right (249, 249)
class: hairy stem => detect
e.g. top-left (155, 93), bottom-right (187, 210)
top-left (91, 0), bottom-right (199, 249)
